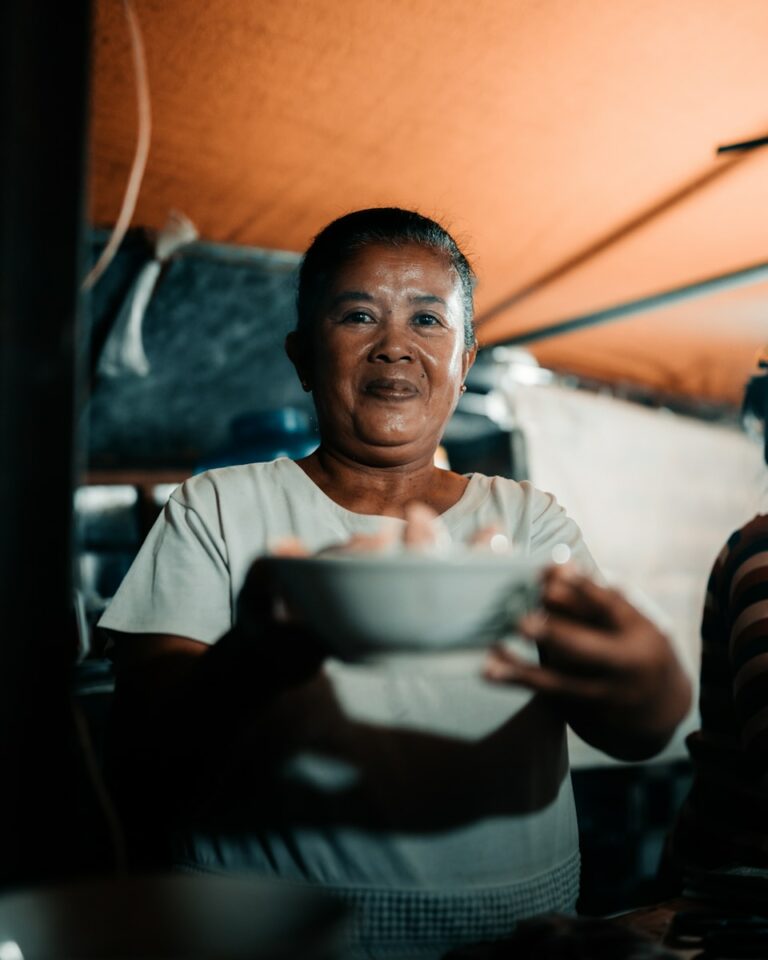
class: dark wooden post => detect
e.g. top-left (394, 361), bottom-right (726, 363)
top-left (0, 0), bottom-right (92, 885)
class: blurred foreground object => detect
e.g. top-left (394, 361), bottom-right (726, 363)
top-left (0, 874), bottom-right (347, 959)
top-left (444, 913), bottom-right (676, 958)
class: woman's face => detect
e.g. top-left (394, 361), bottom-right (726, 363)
top-left (297, 243), bottom-right (476, 467)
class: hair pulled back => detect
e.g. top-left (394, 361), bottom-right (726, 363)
top-left (296, 208), bottom-right (477, 349)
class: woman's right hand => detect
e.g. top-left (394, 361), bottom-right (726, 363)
top-left (237, 556), bottom-right (326, 690)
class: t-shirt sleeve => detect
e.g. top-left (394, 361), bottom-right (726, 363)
top-left (526, 486), bottom-right (598, 577)
top-left (97, 487), bottom-right (232, 644)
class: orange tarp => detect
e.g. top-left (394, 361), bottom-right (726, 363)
top-left (89, 0), bottom-right (768, 404)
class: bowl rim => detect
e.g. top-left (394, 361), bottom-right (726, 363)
top-left (268, 549), bottom-right (547, 572)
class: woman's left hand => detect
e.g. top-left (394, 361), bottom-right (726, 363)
top-left (484, 564), bottom-right (692, 761)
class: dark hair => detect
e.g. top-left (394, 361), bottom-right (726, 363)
top-left (296, 207), bottom-right (477, 349)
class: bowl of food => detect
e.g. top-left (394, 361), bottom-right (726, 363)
top-left (269, 549), bottom-right (543, 660)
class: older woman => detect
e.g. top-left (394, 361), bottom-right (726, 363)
top-left (102, 209), bottom-right (690, 959)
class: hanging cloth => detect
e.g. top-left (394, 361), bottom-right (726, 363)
top-left (97, 210), bottom-right (198, 378)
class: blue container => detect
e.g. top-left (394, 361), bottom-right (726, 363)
top-left (196, 408), bottom-right (318, 473)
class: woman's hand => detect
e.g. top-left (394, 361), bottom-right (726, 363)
top-left (484, 565), bottom-right (692, 761)
top-left (237, 556), bottom-right (326, 690)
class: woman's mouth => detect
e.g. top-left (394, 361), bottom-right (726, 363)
top-left (364, 378), bottom-right (420, 400)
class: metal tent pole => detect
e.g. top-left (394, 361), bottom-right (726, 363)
top-left (492, 258), bottom-right (768, 348)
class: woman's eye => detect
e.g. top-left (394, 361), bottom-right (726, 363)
top-left (412, 313), bottom-right (442, 327)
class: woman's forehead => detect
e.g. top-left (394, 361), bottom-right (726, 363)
top-left (327, 243), bottom-right (461, 299)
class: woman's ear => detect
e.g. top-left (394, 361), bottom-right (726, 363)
top-left (285, 332), bottom-right (312, 392)
top-left (461, 343), bottom-right (478, 383)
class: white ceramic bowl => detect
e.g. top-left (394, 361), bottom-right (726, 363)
top-left (269, 551), bottom-right (542, 659)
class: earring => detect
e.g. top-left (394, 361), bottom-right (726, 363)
top-left (460, 384), bottom-right (467, 394)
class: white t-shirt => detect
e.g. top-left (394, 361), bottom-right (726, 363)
top-left (100, 458), bottom-right (597, 955)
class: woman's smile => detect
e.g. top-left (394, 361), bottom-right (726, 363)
top-left (363, 376), bottom-right (421, 400)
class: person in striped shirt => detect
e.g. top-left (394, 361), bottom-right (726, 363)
top-left (669, 360), bottom-right (768, 878)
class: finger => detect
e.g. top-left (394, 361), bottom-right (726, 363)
top-left (485, 656), bottom-right (607, 700)
top-left (318, 527), bottom-right (398, 555)
top-left (520, 610), bottom-right (626, 670)
top-left (540, 566), bottom-right (625, 627)
top-left (268, 536), bottom-right (310, 557)
top-left (469, 526), bottom-right (511, 553)
top-left (469, 525), bottom-right (499, 547)
top-left (402, 501), bottom-right (440, 549)
top-left (484, 644), bottom-right (524, 679)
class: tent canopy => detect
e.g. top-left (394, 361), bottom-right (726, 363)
top-left (89, 0), bottom-right (768, 405)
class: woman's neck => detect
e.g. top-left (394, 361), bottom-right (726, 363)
top-left (295, 445), bottom-right (469, 517)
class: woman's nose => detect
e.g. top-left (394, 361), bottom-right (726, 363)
top-left (369, 325), bottom-right (413, 363)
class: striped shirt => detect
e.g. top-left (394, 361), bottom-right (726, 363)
top-left (673, 514), bottom-right (768, 869)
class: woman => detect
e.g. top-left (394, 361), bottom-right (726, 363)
top-left (102, 208), bottom-right (690, 958)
